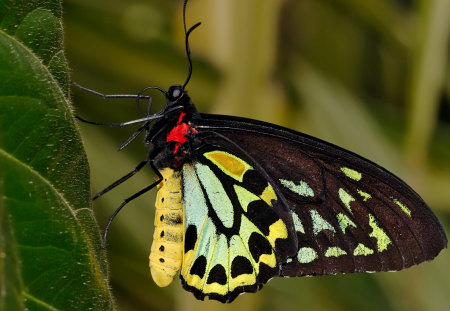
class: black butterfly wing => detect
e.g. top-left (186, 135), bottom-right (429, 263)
top-left (195, 113), bottom-right (447, 277)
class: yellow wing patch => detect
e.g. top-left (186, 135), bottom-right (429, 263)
top-left (204, 151), bottom-right (253, 182)
top-left (266, 219), bottom-right (288, 248)
top-left (260, 183), bottom-right (277, 207)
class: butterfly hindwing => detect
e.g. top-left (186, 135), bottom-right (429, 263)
top-left (180, 150), bottom-right (297, 303)
top-left (195, 114), bottom-right (446, 278)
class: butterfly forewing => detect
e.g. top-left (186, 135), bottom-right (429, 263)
top-left (196, 114), bottom-right (447, 278)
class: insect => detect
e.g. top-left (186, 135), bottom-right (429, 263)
top-left (75, 0), bottom-right (447, 304)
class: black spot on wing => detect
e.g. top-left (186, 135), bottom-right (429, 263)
top-left (231, 256), bottom-right (253, 278)
top-left (185, 224), bottom-right (197, 253)
top-left (190, 255), bottom-right (207, 278)
top-left (206, 265), bottom-right (227, 285)
top-left (246, 200), bottom-right (279, 236)
top-left (248, 232), bottom-right (272, 262)
top-left (257, 262), bottom-right (278, 284)
top-left (242, 170), bottom-right (268, 194)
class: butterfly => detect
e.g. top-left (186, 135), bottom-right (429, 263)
top-left (75, 0), bottom-right (447, 304)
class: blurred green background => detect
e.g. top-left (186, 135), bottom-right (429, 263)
top-left (64, 0), bottom-right (450, 310)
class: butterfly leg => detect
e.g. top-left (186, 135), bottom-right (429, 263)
top-left (102, 161), bottom-right (162, 248)
top-left (119, 98), bottom-right (154, 150)
top-left (72, 81), bottom-right (150, 99)
top-left (93, 159), bottom-right (150, 200)
top-left (75, 113), bottom-right (165, 127)
top-left (118, 121), bottom-right (151, 151)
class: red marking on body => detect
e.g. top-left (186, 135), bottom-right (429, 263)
top-left (167, 123), bottom-right (189, 144)
top-left (166, 112), bottom-right (196, 154)
top-left (177, 112), bottom-right (186, 124)
top-left (173, 143), bottom-right (181, 154)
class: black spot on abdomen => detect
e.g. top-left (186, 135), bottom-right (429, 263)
top-left (190, 255), bottom-right (207, 278)
top-left (207, 264), bottom-right (227, 285)
top-left (231, 256), bottom-right (253, 278)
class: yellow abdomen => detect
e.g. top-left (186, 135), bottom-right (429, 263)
top-left (149, 168), bottom-right (183, 287)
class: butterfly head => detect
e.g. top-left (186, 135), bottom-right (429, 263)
top-left (167, 85), bottom-right (183, 102)
top-left (162, 84), bottom-right (194, 113)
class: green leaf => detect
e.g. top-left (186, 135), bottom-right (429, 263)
top-left (0, 1), bottom-right (115, 310)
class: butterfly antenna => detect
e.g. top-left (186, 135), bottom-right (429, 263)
top-left (182, 0), bottom-right (201, 90)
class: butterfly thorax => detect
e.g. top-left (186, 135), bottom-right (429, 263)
top-left (148, 85), bottom-right (200, 170)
